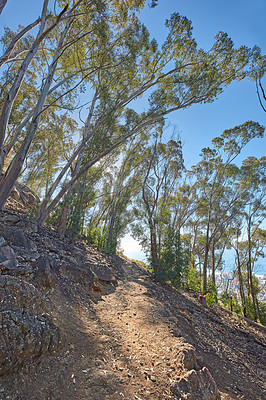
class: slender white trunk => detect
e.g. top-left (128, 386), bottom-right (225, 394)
top-left (0, 0), bottom-right (8, 15)
top-left (0, 18), bottom-right (41, 67)
top-left (0, 16), bottom-right (71, 210)
top-left (0, 0), bottom-right (49, 171)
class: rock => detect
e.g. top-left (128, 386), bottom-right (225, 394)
top-left (0, 245), bottom-right (18, 272)
top-left (10, 230), bottom-right (37, 252)
top-left (35, 254), bottom-right (55, 288)
top-left (0, 213), bottom-right (20, 225)
top-left (171, 367), bottom-right (220, 400)
top-left (0, 310), bottom-right (62, 376)
top-left (36, 254), bottom-right (53, 272)
top-left (88, 263), bottom-right (117, 284)
top-left (6, 179), bottom-right (40, 211)
top-left (91, 278), bottom-right (103, 292)
top-left (181, 344), bottom-right (198, 370)
top-left (0, 275), bottom-right (43, 313)
top-left (174, 343), bottom-right (198, 371)
top-left (0, 275), bottom-right (63, 376)
top-left (0, 236), bottom-right (6, 246)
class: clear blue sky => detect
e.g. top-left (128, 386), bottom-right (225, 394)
top-left (1, 0), bottom-right (266, 270)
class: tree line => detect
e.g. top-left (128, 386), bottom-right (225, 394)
top-left (0, 0), bottom-right (265, 323)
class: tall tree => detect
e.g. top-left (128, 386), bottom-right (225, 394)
top-left (1, 5), bottom-right (262, 215)
top-left (239, 156), bottom-right (266, 320)
top-left (191, 121), bottom-right (264, 294)
top-left (132, 131), bottom-right (183, 274)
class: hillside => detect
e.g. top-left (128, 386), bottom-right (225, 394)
top-left (0, 206), bottom-right (265, 400)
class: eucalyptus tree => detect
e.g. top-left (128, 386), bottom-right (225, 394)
top-left (248, 46), bottom-right (266, 112)
top-left (21, 111), bottom-right (76, 196)
top-left (191, 121), bottom-right (264, 294)
top-left (0, 0), bottom-right (264, 230)
top-left (104, 136), bottom-right (148, 253)
top-left (132, 131), bottom-right (184, 275)
top-left (0, 0), bottom-right (84, 204)
top-left (68, 135), bottom-right (146, 250)
top-left (238, 156), bottom-right (266, 320)
top-left (29, 9), bottom-right (266, 225)
top-left (0, 0), bottom-right (70, 171)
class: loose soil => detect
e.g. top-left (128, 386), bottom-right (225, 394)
top-left (1, 242), bottom-right (265, 400)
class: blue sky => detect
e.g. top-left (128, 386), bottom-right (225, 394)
top-left (139, 0), bottom-right (266, 168)
top-left (1, 0), bottom-right (266, 271)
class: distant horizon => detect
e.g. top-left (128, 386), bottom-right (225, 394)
top-left (120, 234), bottom-right (266, 276)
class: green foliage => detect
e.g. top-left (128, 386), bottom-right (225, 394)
top-left (182, 263), bottom-right (200, 293)
top-left (84, 225), bottom-right (108, 252)
top-left (153, 228), bottom-right (190, 286)
top-left (245, 296), bottom-right (258, 321)
top-left (219, 293), bottom-right (242, 314)
top-left (205, 280), bottom-right (218, 306)
top-left (257, 301), bottom-right (266, 326)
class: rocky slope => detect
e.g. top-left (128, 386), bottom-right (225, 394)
top-left (0, 207), bottom-right (265, 399)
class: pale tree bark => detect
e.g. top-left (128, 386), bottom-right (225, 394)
top-left (0, 0), bottom-right (69, 171)
top-left (0, 17), bottom-right (41, 68)
top-left (57, 91), bottom-right (98, 237)
top-left (0, 0), bottom-right (8, 15)
top-left (0, 12), bottom-right (72, 211)
top-left (234, 234), bottom-right (247, 317)
top-left (247, 217), bottom-right (258, 321)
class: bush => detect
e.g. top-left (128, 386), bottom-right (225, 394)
top-left (182, 263), bottom-right (200, 293)
top-left (206, 280), bottom-right (218, 306)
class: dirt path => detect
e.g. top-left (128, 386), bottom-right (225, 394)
top-left (93, 260), bottom-right (266, 400)
top-left (1, 253), bottom-right (265, 400)
top-left (93, 261), bottom-right (194, 400)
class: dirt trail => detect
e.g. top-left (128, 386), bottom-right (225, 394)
top-left (94, 260), bottom-right (192, 399)
top-left (1, 250), bottom-right (265, 400)
top-left (94, 259), bottom-right (266, 400)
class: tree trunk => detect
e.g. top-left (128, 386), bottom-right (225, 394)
top-left (203, 200), bottom-right (212, 294)
top-left (0, 0), bottom-right (49, 172)
top-left (57, 205), bottom-right (68, 238)
top-left (0, 0), bottom-right (8, 15)
top-left (211, 240), bottom-right (216, 286)
top-left (0, 12), bottom-right (71, 211)
top-left (107, 157), bottom-right (127, 253)
top-left (150, 226), bottom-right (159, 273)
top-left (0, 17), bottom-right (41, 67)
top-left (203, 241), bottom-right (210, 295)
top-left (247, 219), bottom-right (258, 321)
top-left (235, 246), bottom-right (247, 317)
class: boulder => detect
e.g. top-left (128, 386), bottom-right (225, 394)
top-left (171, 367), bottom-right (220, 400)
top-left (176, 344), bottom-right (198, 371)
top-left (0, 244), bottom-right (18, 272)
top-left (0, 310), bottom-right (62, 376)
top-left (35, 254), bottom-right (55, 288)
top-left (0, 275), bottom-right (63, 376)
top-left (7, 179), bottom-right (40, 211)
top-left (88, 263), bottom-right (117, 284)
top-left (10, 230), bottom-right (37, 252)
top-left (0, 275), bottom-right (43, 313)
